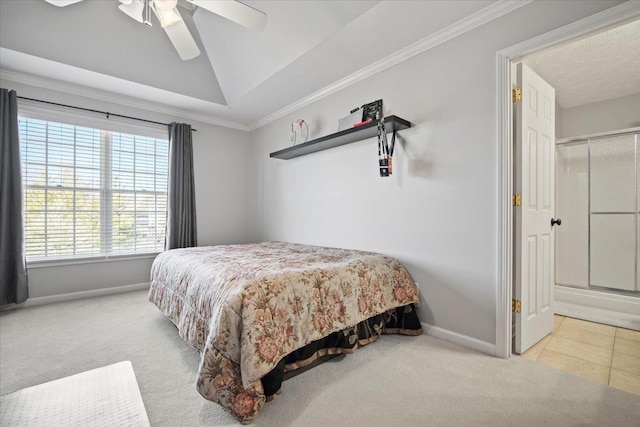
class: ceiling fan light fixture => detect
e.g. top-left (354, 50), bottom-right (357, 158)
top-left (153, 0), bottom-right (177, 11)
top-left (118, 0), bottom-right (144, 23)
top-left (152, 4), bottom-right (182, 28)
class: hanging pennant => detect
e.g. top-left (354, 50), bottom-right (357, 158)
top-left (377, 115), bottom-right (396, 177)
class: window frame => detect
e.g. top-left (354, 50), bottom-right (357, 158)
top-left (18, 102), bottom-right (169, 266)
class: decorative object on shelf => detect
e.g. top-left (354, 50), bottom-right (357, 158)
top-left (337, 108), bottom-right (362, 131)
top-left (361, 99), bottom-right (383, 122)
top-left (290, 119), bottom-right (309, 145)
top-left (337, 99), bottom-right (383, 132)
top-left (354, 119), bottom-right (372, 128)
top-left (377, 115), bottom-right (396, 177)
top-left (270, 116), bottom-right (411, 160)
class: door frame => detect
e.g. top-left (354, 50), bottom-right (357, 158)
top-left (495, 1), bottom-right (640, 359)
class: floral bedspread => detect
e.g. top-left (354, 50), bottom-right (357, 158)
top-left (148, 242), bottom-right (420, 422)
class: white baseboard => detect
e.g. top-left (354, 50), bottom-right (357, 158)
top-left (1, 282), bottom-right (150, 311)
top-left (555, 286), bottom-right (640, 330)
top-left (421, 322), bottom-right (496, 356)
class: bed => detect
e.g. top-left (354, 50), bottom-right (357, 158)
top-left (148, 241), bottom-right (422, 422)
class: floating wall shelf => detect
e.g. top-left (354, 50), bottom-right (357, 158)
top-left (270, 115), bottom-right (412, 160)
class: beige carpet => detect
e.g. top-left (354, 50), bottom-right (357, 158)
top-left (0, 361), bottom-right (149, 426)
top-left (1, 290), bottom-right (639, 426)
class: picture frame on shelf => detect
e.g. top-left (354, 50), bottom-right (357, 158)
top-left (361, 99), bottom-right (383, 122)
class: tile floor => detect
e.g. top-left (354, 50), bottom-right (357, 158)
top-left (521, 315), bottom-right (640, 396)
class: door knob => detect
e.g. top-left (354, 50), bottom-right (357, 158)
top-left (551, 218), bottom-right (562, 227)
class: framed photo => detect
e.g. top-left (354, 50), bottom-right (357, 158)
top-left (361, 99), bottom-right (383, 122)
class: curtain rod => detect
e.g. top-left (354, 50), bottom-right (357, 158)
top-left (16, 96), bottom-right (197, 131)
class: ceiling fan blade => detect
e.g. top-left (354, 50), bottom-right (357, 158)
top-left (44, 0), bottom-right (84, 6)
top-left (118, 0), bottom-right (144, 23)
top-left (188, 0), bottom-right (266, 32)
top-left (162, 12), bottom-right (201, 60)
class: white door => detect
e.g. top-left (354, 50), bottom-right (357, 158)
top-left (514, 63), bottom-right (556, 354)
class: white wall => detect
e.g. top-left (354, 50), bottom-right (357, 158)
top-left (0, 79), bottom-right (251, 298)
top-left (560, 93), bottom-right (640, 138)
top-left (248, 0), bottom-right (623, 348)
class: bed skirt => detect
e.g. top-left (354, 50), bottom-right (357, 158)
top-left (261, 304), bottom-right (422, 398)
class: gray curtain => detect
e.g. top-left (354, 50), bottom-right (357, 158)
top-left (165, 122), bottom-right (197, 250)
top-left (0, 89), bottom-right (28, 304)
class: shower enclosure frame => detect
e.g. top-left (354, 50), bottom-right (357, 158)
top-left (556, 126), bottom-right (639, 294)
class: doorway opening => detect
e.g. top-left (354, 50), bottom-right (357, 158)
top-left (495, 2), bottom-right (640, 359)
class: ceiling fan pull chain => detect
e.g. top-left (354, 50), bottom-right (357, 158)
top-left (144, 0), bottom-right (152, 26)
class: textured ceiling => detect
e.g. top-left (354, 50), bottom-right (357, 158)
top-left (524, 20), bottom-right (640, 109)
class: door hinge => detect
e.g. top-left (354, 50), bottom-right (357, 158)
top-left (512, 299), bottom-right (521, 313)
top-left (512, 87), bottom-right (522, 103)
top-left (513, 193), bottom-right (521, 207)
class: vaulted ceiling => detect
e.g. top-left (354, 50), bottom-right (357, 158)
top-left (0, 0), bottom-right (498, 128)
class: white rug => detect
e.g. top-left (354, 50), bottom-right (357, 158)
top-left (0, 361), bottom-right (150, 427)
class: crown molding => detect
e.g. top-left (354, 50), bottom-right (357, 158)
top-left (246, 0), bottom-right (533, 131)
top-left (0, 0), bottom-right (531, 134)
top-left (0, 69), bottom-right (250, 131)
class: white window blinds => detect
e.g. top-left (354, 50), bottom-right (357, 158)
top-left (19, 117), bottom-right (169, 260)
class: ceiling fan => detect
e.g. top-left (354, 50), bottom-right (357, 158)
top-left (43, 0), bottom-right (267, 61)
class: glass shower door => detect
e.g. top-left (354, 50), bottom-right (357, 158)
top-left (555, 142), bottom-right (589, 288)
top-left (589, 133), bottom-right (638, 292)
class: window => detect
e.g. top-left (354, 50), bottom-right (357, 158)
top-left (19, 116), bottom-right (169, 261)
